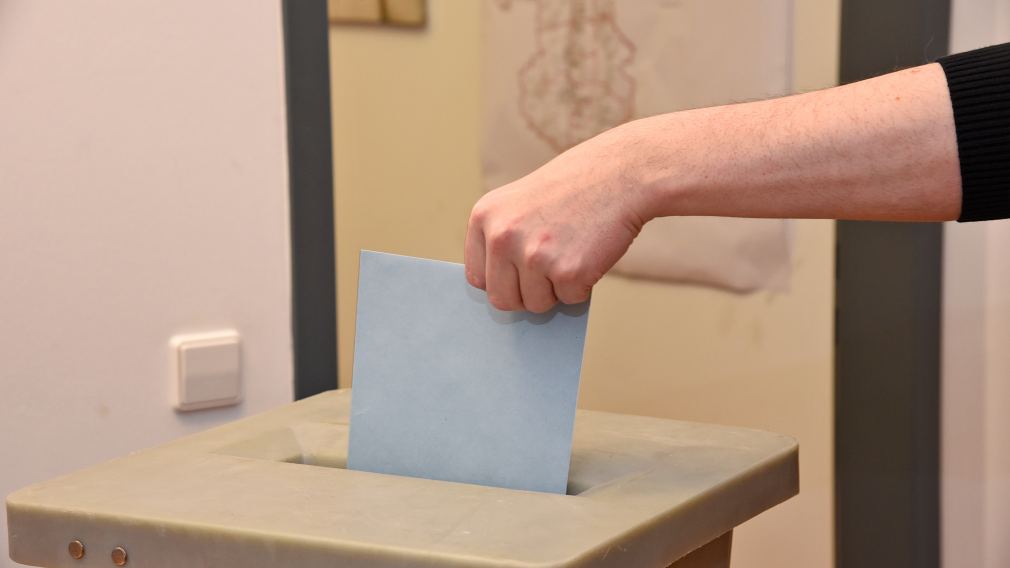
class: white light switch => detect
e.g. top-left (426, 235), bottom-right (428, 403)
top-left (173, 331), bottom-right (241, 411)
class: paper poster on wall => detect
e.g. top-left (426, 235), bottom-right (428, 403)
top-left (482, 0), bottom-right (795, 292)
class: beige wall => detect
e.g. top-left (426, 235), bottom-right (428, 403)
top-left (330, 1), bottom-right (482, 372)
top-left (331, 2), bottom-right (839, 567)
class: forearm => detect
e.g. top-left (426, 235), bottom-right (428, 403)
top-left (466, 46), bottom-right (1010, 311)
top-left (614, 63), bottom-right (961, 222)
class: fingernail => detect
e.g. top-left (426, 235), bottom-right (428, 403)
top-left (466, 271), bottom-right (484, 289)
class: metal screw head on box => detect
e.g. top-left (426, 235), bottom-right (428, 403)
top-left (67, 540), bottom-right (84, 560)
top-left (111, 546), bottom-right (128, 566)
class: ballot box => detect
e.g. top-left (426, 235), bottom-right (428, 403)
top-left (7, 390), bottom-right (797, 567)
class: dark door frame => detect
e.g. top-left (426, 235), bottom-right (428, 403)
top-left (836, 1), bottom-right (950, 566)
top-left (281, 0), bottom-right (339, 399)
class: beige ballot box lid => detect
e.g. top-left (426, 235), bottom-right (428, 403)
top-left (7, 390), bottom-right (798, 568)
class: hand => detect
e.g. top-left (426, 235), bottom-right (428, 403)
top-left (465, 128), bottom-right (652, 313)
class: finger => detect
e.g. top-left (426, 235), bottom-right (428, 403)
top-left (554, 285), bottom-right (591, 305)
top-left (518, 269), bottom-right (559, 313)
top-left (486, 256), bottom-right (523, 311)
top-left (464, 214), bottom-right (487, 289)
top-left (551, 269), bottom-right (593, 305)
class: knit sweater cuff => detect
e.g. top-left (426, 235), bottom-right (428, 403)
top-left (938, 43), bottom-right (1010, 222)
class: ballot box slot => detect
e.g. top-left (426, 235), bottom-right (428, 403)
top-left (211, 423), bottom-right (657, 496)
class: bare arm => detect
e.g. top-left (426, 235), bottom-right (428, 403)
top-left (634, 64), bottom-right (959, 221)
top-left (465, 63), bottom-right (960, 313)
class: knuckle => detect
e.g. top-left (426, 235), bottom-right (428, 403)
top-left (524, 247), bottom-right (549, 272)
top-left (523, 233), bottom-right (555, 271)
top-left (488, 224), bottom-right (518, 254)
top-left (551, 261), bottom-right (603, 290)
top-left (551, 264), bottom-right (581, 286)
top-left (469, 202), bottom-right (488, 225)
top-left (551, 263), bottom-right (593, 304)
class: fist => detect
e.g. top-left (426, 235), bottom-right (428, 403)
top-left (464, 132), bottom-right (651, 312)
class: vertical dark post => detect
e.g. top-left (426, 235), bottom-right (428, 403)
top-left (282, 0), bottom-right (338, 398)
top-left (836, 1), bottom-right (949, 566)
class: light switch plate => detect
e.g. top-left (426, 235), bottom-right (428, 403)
top-left (173, 331), bottom-right (241, 412)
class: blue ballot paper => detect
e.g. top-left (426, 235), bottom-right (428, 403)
top-left (346, 251), bottom-right (590, 494)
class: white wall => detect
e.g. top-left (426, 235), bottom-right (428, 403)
top-left (0, 2), bottom-right (294, 565)
top-left (943, 3), bottom-right (1010, 567)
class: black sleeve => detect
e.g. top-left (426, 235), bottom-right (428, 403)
top-left (938, 43), bottom-right (1010, 222)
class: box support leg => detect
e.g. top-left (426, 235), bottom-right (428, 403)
top-left (668, 531), bottom-right (732, 568)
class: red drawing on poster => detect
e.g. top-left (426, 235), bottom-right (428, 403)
top-left (498, 0), bottom-right (637, 152)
